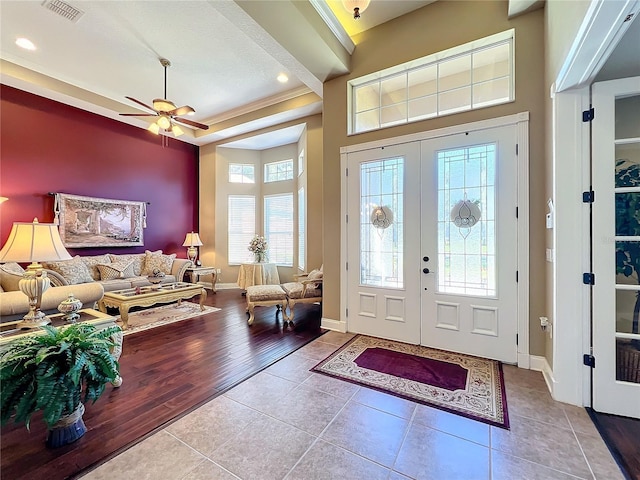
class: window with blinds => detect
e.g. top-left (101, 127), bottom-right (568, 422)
top-left (228, 195), bottom-right (255, 264)
top-left (264, 193), bottom-right (293, 266)
top-left (298, 187), bottom-right (305, 271)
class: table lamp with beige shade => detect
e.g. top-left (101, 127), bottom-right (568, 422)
top-left (0, 218), bottom-right (72, 329)
top-left (182, 231), bottom-right (203, 265)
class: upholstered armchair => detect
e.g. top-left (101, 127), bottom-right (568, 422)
top-left (281, 266), bottom-right (323, 323)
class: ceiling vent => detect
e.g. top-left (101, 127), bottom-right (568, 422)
top-left (42, 0), bottom-right (84, 23)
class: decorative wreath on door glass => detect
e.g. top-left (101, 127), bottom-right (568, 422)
top-left (450, 196), bottom-right (481, 238)
top-left (370, 205), bottom-right (394, 229)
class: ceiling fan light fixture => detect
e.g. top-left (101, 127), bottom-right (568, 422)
top-left (147, 122), bottom-right (160, 135)
top-left (153, 98), bottom-right (176, 112)
top-left (157, 115), bottom-right (171, 130)
top-left (171, 124), bottom-right (184, 137)
top-left (342, 0), bottom-right (370, 19)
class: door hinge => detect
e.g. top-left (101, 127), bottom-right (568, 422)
top-left (346, 262), bottom-right (348, 271)
top-left (516, 333), bottom-right (519, 346)
top-left (516, 206), bottom-right (519, 218)
top-left (346, 214), bottom-right (348, 223)
top-left (583, 191), bottom-right (595, 203)
top-left (582, 108), bottom-right (595, 122)
top-left (516, 144), bottom-right (519, 155)
top-left (346, 308), bottom-right (349, 317)
top-left (583, 354), bottom-right (595, 368)
top-left (516, 271), bottom-right (519, 282)
top-left (346, 168), bottom-right (349, 176)
top-left (583, 272), bottom-right (595, 285)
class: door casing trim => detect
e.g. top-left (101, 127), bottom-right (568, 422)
top-left (339, 112), bottom-right (530, 366)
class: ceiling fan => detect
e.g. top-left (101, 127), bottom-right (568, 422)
top-left (120, 58), bottom-right (209, 137)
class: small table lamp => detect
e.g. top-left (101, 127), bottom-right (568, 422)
top-left (0, 218), bottom-right (72, 329)
top-left (182, 231), bottom-right (203, 264)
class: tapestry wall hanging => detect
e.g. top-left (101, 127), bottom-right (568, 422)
top-left (54, 193), bottom-right (147, 248)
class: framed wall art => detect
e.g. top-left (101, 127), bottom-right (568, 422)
top-left (54, 193), bottom-right (147, 248)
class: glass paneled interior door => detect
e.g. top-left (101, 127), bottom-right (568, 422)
top-left (345, 143), bottom-right (422, 344)
top-left (592, 76), bottom-right (640, 418)
top-left (420, 126), bottom-right (519, 363)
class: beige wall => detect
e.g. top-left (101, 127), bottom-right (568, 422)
top-left (199, 114), bottom-right (323, 286)
top-left (543, 0), bottom-right (592, 367)
top-left (322, 1), bottom-right (547, 355)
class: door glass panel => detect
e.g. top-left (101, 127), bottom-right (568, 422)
top-left (615, 95), bottom-right (640, 139)
top-left (360, 158), bottom-right (404, 289)
top-left (614, 144), bottom-right (640, 188)
top-left (437, 144), bottom-right (496, 296)
top-left (616, 193), bottom-right (640, 236)
top-left (616, 339), bottom-right (640, 384)
top-left (615, 288), bottom-right (640, 334)
top-left (614, 94), bottom-right (640, 385)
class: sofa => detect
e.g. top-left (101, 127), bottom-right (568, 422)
top-left (0, 250), bottom-right (192, 322)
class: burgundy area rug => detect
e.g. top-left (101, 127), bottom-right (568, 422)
top-left (312, 335), bottom-right (509, 429)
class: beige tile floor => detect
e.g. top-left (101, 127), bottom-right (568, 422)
top-left (82, 331), bottom-right (625, 480)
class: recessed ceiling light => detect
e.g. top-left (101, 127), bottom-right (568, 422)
top-left (16, 37), bottom-right (36, 51)
top-left (277, 73), bottom-right (288, 83)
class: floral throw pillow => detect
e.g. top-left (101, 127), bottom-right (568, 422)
top-left (97, 261), bottom-right (135, 280)
top-left (141, 250), bottom-right (176, 276)
top-left (109, 254), bottom-right (145, 276)
top-left (43, 256), bottom-right (93, 285)
top-left (306, 269), bottom-right (323, 289)
top-left (80, 254), bottom-right (112, 281)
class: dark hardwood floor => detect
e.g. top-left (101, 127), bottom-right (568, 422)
top-left (0, 289), bottom-right (325, 480)
top-left (587, 408), bottom-right (640, 480)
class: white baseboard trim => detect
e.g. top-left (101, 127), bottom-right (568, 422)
top-left (321, 317), bottom-right (347, 332)
top-left (530, 354), bottom-right (556, 397)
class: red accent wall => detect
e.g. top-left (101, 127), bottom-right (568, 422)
top-left (0, 85), bottom-right (199, 257)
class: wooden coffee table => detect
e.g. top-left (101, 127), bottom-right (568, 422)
top-left (98, 282), bottom-right (206, 330)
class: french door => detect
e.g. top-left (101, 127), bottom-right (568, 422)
top-left (592, 76), bottom-right (640, 418)
top-left (420, 127), bottom-right (519, 363)
top-left (345, 124), bottom-right (520, 362)
top-left (345, 143), bottom-right (422, 344)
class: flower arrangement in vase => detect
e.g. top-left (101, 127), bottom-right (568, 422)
top-left (248, 235), bottom-right (268, 263)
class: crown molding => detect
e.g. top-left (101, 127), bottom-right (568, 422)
top-left (309, 0), bottom-right (355, 55)
top-left (203, 86), bottom-right (315, 125)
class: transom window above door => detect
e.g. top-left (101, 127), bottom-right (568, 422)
top-left (348, 29), bottom-right (514, 135)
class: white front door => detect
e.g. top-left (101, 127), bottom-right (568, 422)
top-left (420, 126), bottom-right (519, 363)
top-left (345, 143), bottom-right (422, 344)
top-left (592, 76), bottom-right (640, 418)
top-left (344, 124), bottom-right (520, 361)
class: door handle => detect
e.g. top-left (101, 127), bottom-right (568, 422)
top-left (423, 268), bottom-right (430, 274)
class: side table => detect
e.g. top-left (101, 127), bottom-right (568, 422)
top-left (186, 266), bottom-right (217, 292)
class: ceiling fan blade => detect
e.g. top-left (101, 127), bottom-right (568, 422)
top-left (119, 113), bottom-right (157, 117)
top-left (170, 105), bottom-right (196, 117)
top-left (174, 117), bottom-right (209, 130)
top-left (125, 96), bottom-right (156, 113)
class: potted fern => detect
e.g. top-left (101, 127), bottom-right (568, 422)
top-left (0, 323), bottom-right (121, 448)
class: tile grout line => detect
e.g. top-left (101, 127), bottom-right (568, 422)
top-left (282, 381), bottom-right (363, 479)
top-left (388, 402), bottom-right (419, 477)
top-left (162, 430), bottom-right (240, 480)
top-left (563, 409), bottom-right (598, 479)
